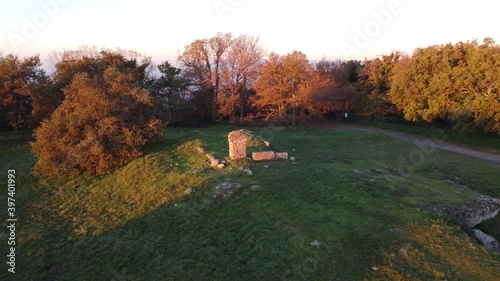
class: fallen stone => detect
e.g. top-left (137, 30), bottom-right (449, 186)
top-left (252, 151), bottom-right (275, 161)
top-left (206, 154), bottom-right (219, 167)
top-left (216, 164), bottom-right (225, 169)
top-left (275, 152), bottom-right (288, 160)
top-left (192, 169), bottom-right (201, 174)
top-left (353, 169), bottom-right (364, 174)
top-left (263, 165), bottom-right (269, 169)
top-left (473, 229), bottom-right (500, 251)
top-left (184, 188), bottom-right (193, 195)
top-left (264, 141), bottom-right (271, 147)
top-left (228, 130), bottom-right (248, 160)
top-left (289, 156), bottom-right (296, 161)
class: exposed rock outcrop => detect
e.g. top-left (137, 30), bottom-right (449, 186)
top-left (439, 196), bottom-right (500, 228)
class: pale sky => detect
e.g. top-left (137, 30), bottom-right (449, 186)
top-left (1, 0), bottom-right (499, 67)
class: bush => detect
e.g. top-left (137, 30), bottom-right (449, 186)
top-left (31, 68), bottom-right (162, 179)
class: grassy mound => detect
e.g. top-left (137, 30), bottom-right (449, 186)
top-left (1, 127), bottom-right (499, 280)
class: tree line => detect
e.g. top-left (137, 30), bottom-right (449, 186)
top-left (1, 34), bottom-right (499, 177)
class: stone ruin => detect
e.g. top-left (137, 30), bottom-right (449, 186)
top-left (228, 130), bottom-right (248, 160)
top-left (197, 129), bottom-right (291, 170)
top-left (227, 129), bottom-right (289, 162)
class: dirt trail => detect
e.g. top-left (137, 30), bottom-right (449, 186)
top-left (310, 122), bottom-right (500, 164)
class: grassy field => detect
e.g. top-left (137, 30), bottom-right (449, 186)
top-left (1, 126), bottom-right (499, 280)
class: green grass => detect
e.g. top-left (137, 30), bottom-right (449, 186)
top-left (0, 126), bottom-right (499, 280)
top-left (347, 117), bottom-right (500, 154)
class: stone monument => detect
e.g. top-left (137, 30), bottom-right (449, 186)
top-left (228, 130), bottom-right (248, 160)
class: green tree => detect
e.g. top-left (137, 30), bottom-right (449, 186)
top-left (358, 52), bottom-right (401, 116)
top-left (31, 68), bottom-right (162, 179)
top-left (150, 61), bottom-right (192, 125)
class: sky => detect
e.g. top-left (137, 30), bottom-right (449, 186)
top-left (1, 0), bottom-right (499, 68)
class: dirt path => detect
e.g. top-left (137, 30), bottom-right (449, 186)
top-left (309, 122), bottom-right (500, 164)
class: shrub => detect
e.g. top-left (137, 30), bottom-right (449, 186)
top-left (31, 68), bottom-right (162, 178)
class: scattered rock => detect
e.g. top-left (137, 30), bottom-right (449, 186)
top-left (214, 182), bottom-right (243, 199)
top-left (473, 229), bottom-right (500, 251)
top-left (184, 188), bottom-right (193, 195)
top-left (250, 185), bottom-right (261, 191)
top-left (228, 130), bottom-right (248, 160)
top-left (263, 165), bottom-right (269, 169)
top-left (216, 164), bottom-right (225, 169)
top-left (439, 195), bottom-right (500, 227)
top-left (264, 141), bottom-right (271, 147)
top-left (353, 169), bottom-right (364, 174)
top-left (310, 240), bottom-right (321, 248)
top-left (239, 166), bottom-right (253, 176)
top-left (196, 147), bottom-right (206, 154)
top-left (252, 151), bottom-right (275, 161)
top-left (192, 169), bottom-right (201, 174)
top-left (289, 156), bottom-right (296, 161)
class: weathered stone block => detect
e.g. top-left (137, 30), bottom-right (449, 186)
top-left (228, 130), bottom-right (248, 160)
top-left (275, 152), bottom-right (288, 160)
top-left (252, 151), bottom-right (275, 161)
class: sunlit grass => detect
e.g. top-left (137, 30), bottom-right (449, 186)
top-left (372, 219), bottom-right (500, 280)
top-left (31, 139), bottom-right (211, 238)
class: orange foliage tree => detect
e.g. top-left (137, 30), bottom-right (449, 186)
top-left (217, 35), bottom-right (265, 123)
top-left (253, 51), bottom-right (338, 123)
top-left (0, 54), bottom-right (56, 129)
top-left (31, 68), bottom-right (162, 179)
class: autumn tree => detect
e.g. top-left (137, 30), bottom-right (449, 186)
top-left (314, 59), bottom-right (360, 118)
top-left (254, 51), bottom-right (338, 123)
top-left (52, 47), bottom-right (152, 90)
top-left (390, 38), bottom-right (500, 134)
top-left (178, 33), bottom-right (232, 122)
top-left (217, 35), bottom-right (265, 122)
top-left (0, 54), bottom-right (57, 130)
top-left (31, 67), bottom-right (162, 179)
